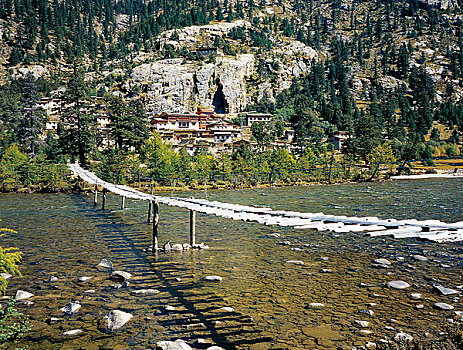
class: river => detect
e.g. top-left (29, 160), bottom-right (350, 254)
top-left (1, 178), bottom-right (462, 349)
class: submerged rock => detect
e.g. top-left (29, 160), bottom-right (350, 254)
top-left (15, 290), bottom-right (34, 301)
top-left (157, 339), bottom-right (192, 350)
top-left (101, 310), bottom-right (133, 332)
top-left (387, 281), bottom-right (410, 290)
top-left (60, 301), bottom-right (81, 315)
top-left (410, 293), bottom-right (422, 299)
top-left (308, 302), bottom-right (325, 309)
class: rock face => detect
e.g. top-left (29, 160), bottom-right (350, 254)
top-left (102, 310), bottom-right (133, 332)
top-left (130, 54), bottom-right (254, 114)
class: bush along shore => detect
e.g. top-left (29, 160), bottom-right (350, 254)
top-left (0, 141), bottom-right (462, 193)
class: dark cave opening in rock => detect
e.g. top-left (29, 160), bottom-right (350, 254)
top-left (212, 82), bottom-right (228, 114)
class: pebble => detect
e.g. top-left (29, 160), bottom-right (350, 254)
top-left (320, 269), bottom-right (334, 273)
top-left (47, 317), bottom-right (62, 324)
top-left (219, 307), bottom-right (234, 312)
top-left (157, 339), bottom-right (192, 350)
top-left (163, 305), bottom-right (176, 312)
top-left (374, 258), bottom-right (391, 266)
top-left (78, 276), bottom-right (92, 282)
top-left (359, 309), bottom-right (374, 316)
top-left (434, 302), bottom-right (454, 310)
top-left (387, 281), bottom-right (410, 289)
top-left (49, 276), bottom-right (58, 282)
top-left (204, 276), bottom-right (223, 282)
top-left (416, 304), bottom-right (424, 309)
top-left (365, 342), bottom-right (377, 349)
top-left (84, 289), bottom-right (96, 293)
top-left (15, 290), bottom-right (34, 301)
top-left (413, 255), bottom-right (428, 261)
top-left (290, 247), bottom-right (302, 252)
top-left (286, 260), bottom-right (304, 265)
top-left (266, 233), bottom-right (280, 238)
top-left (60, 301), bottom-right (81, 315)
top-left (394, 332), bottom-right (413, 342)
top-left (384, 326), bottom-right (395, 331)
top-left (131, 289), bottom-right (160, 295)
top-left (175, 277), bottom-right (182, 282)
top-left (410, 293), bottom-right (422, 299)
top-left (110, 284), bottom-right (123, 289)
top-left (433, 286), bottom-right (458, 296)
top-left (63, 329), bottom-right (83, 337)
top-left (354, 320), bottom-right (370, 328)
top-left (278, 241), bottom-right (291, 245)
top-left (308, 303), bottom-right (325, 308)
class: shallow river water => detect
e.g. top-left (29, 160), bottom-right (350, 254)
top-left (1, 178), bottom-right (463, 349)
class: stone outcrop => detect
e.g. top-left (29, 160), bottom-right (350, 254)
top-left (130, 54), bottom-right (254, 114)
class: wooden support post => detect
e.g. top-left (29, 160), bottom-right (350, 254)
top-left (102, 188), bottom-right (107, 210)
top-left (121, 196), bottom-right (125, 210)
top-left (189, 210), bottom-right (196, 246)
top-left (93, 185), bottom-right (98, 206)
top-left (152, 201), bottom-right (159, 254)
top-left (147, 200), bottom-right (152, 223)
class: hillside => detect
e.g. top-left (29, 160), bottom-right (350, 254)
top-left (0, 0), bottom-right (462, 172)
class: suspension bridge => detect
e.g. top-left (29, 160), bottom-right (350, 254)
top-left (68, 163), bottom-right (463, 245)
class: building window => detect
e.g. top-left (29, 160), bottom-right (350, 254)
top-left (179, 122), bottom-right (189, 128)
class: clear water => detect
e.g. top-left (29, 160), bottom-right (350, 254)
top-left (1, 178), bottom-right (462, 349)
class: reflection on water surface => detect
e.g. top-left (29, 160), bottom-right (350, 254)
top-left (1, 178), bottom-right (462, 349)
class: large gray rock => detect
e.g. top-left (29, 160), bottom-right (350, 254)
top-left (102, 310), bottom-right (133, 332)
top-left (157, 339), bottom-right (192, 350)
top-left (130, 54), bottom-right (254, 114)
top-left (387, 281), bottom-right (410, 290)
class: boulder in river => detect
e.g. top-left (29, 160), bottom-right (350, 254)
top-left (78, 276), bottom-right (92, 282)
top-left (60, 301), bottom-right (81, 315)
top-left (204, 276), bottom-right (222, 282)
top-left (434, 302), bottom-right (454, 310)
top-left (15, 290), bottom-right (34, 301)
top-left (433, 286), bottom-right (458, 296)
top-left (131, 289), bottom-right (160, 295)
top-left (110, 270), bottom-right (132, 281)
top-left (412, 255), bottom-right (428, 261)
top-left (101, 310), bottom-right (133, 332)
top-left (97, 259), bottom-right (113, 270)
top-left (62, 329), bottom-right (83, 337)
top-left (374, 258), bottom-right (392, 266)
top-left (157, 339), bottom-right (192, 350)
top-left (286, 260), bottom-right (304, 265)
top-left (354, 320), bottom-right (370, 328)
top-left (394, 332), bottom-right (413, 342)
top-left (387, 281), bottom-right (410, 289)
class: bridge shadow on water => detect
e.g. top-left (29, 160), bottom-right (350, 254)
top-left (71, 193), bottom-right (275, 350)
